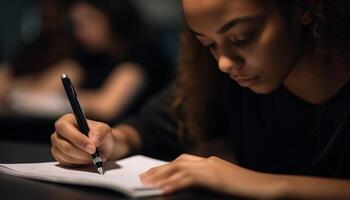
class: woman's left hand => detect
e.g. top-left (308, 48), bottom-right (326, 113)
top-left (139, 154), bottom-right (283, 198)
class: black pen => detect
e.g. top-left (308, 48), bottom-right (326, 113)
top-left (61, 74), bottom-right (104, 175)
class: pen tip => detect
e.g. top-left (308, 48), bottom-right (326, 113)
top-left (98, 167), bottom-right (104, 175)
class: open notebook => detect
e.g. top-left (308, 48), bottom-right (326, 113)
top-left (0, 155), bottom-right (167, 197)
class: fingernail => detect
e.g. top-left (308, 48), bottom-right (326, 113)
top-left (86, 144), bottom-right (95, 154)
top-left (143, 180), bottom-right (153, 186)
top-left (139, 172), bottom-right (146, 177)
top-left (162, 186), bottom-right (172, 193)
top-left (154, 181), bottom-right (162, 187)
top-left (140, 176), bottom-right (150, 184)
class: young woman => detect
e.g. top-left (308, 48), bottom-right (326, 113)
top-left (51, 0), bottom-right (350, 199)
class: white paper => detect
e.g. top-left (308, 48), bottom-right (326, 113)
top-left (0, 155), bottom-right (167, 197)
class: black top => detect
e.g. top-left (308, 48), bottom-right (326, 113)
top-left (125, 79), bottom-right (350, 179)
top-left (73, 43), bottom-right (173, 92)
top-left (73, 48), bottom-right (119, 90)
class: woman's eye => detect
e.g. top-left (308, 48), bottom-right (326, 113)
top-left (230, 32), bottom-right (255, 47)
top-left (204, 43), bottom-right (216, 49)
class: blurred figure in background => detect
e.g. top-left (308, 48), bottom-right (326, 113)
top-left (0, 0), bottom-right (76, 116)
top-left (64, 0), bottom-right (173, 122)
top-left (0, 65), bottom-right (12, 107)
top-left (0, 0), bottom-right (174, 123)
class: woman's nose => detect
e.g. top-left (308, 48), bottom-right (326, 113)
top-left (218, 55), bottom-right (242, 74)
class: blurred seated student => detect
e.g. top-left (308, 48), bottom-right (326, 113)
top-left (51, 0), bottom-right (350, 199)
top-left (0, 0), bottom-right (76, 116)
top-left (63, 0), bottom-right (173, 122)
top-left (0, 64), bottom-right (12, 106)
top-left (0, 0), bottom-right (173, 121)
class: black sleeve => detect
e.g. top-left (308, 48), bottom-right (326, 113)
top-left (339, 135), bottom-right (350, 178)
top-left (123, 87), bottom-right (184, 161)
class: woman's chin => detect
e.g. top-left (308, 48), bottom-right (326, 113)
top-left (249, 83), bottom-right (279, 95)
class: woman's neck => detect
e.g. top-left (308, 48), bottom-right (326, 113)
top-left (94, 36), bottom-right (128, 59)
top-left (284, 46), bottom-right (350, 105)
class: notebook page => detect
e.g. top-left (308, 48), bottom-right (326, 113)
top-left (0, 155), bottom-right (167, 197)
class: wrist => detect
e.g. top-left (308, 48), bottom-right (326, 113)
top-left (251, 173), bottom-right (289, 200)
top-left (109, 124), bottom-right (142, 160)
top-left (110, 128), bottom-right (129, 160)
top-left (225, 169), bottom-right (289, 199)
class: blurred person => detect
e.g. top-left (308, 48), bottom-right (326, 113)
top-left (0, 0), bottom-right (76, 116)
top-left (62, 0), bottom-right (173, 122)
top-left (0, 64), bottom-right (12, 106)
top-left (1, 0), bottom-right (174, 121)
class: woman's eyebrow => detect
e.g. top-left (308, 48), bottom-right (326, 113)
top-left (189, 16), bottom-right (257, 37)
top-left (217, 16), bottom-right (256, 34)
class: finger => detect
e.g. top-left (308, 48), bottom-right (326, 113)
top-left (55, 117), bottom-right (95, 154)
top-left (87, 121), bottom-right (111, 147)
top-left (175, 154), bottom-right (203, 162)
top-left (51, 133), bottom-right (92, 161)
top-left (140, 163), bottom-right (178, 185)
top-left (157, 173), bottom-right (194, 194)
top-left (51, 147), bottom-right (69, 166)
top-left (155, 171), bottom-right (186, 187)
top-left (140, 163), bottom-right (172, 179)
top-left (139, 155), bottom-right (200, 183)
top-left (51, 146), bottom-right (91, 165)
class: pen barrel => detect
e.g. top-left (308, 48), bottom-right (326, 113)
top-left (61, 76), bottom-right (90, 135)
top-left (73, 107), bottom-right (89, 134)
top-left (61, 74), bottom-right (104, 174)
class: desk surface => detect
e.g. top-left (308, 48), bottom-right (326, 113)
top-left (0, 140), bottom-right (246, 200)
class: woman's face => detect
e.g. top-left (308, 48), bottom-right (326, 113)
top-left (70, 2), bottom-right (112, 51)
top-left (183, 0), bottom-right (303, 94)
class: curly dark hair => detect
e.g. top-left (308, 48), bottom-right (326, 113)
top-left (173, 0), bottom-right (350, 147)
top-left (312, 0), bottom-right (350, 66)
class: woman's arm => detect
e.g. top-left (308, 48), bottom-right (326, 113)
top-left (275, 174), bottom-right (350, 200)
top-left (11, 59), bottom-right (83, 93)
top-left (140, 154), bottom-right (350, 200)
top-left (78, 62), bottom-right (146, 121)
top-left (107, 87), bottom-right (184, 161)
top-left (0, 63), bottom-right (13, 104)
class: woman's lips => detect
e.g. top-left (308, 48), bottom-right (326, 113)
top-left (231, 75), bottom-right (259, 87)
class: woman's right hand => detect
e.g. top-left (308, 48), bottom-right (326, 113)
top-left (51, 114), bottom-right (127, 166)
